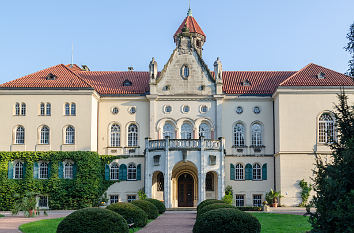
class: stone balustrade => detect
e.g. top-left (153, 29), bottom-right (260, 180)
top-left (146, 137), bottom-right (223, 151)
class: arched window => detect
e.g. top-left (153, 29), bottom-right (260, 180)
top-left (199, 123), bottom-right (211, 139)
top-left (235, 163), bottom-right (244, 180)
top-left (251, 123), bottom-right (262, 146)
top-left (71, 103), bottom-right (76, 115)
top-left (65, 103), bottom-right (70, 115)
top-left (15, 126), bottom-right (25, 144)
top-left (46, 103), bottom-right (51, 116)
top-left (181, 123), bottom-right (193, 139)
top-left (163, 123), bottom-right (175, 139)
top-left (40, 103), bottom-right (45, 116)
top-left (110, 124), bottom-right (120, 147)
top-left (14, 161), bottom-right (24, 179)
top-left (127, 163), bottom-right (137, 180)
top-left (15, 103), bottom-right (20, 115)
top-left (65, 126), bottom-right (75, 144)
top-left (39, 162), bottom-right (48, 179)
top-left (110, 163), bottom-right (119, 180)
top-left (128, 124), bottom-right (138, 147)
top-left (319, 113), bottom-right (335, 143)
top-left (205, 172), bottom-right (214, 191)
top-left (157, 172), bottom-right (164, 191)
top-left (181, 65), bottom-right (189, 78)
top-left (40, 126), bottom-right (50, 144)
top-left (64, 162), bottom-right (73, 179)
top-left (233, 123), bottom-right (245, 147)
top-left (21, 103), bottom-right (26, 116)
top-left (253, 163), bottom-right (261, 180)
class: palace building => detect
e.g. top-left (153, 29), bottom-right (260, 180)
top-left (0, 8), bottom-right (353, 208)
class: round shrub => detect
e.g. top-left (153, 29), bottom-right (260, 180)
top-left (145, 198), bottom-right (166, 214)
top-left (107, 202), bottom-right (148, 227)
top-left (193, 208), bottom-right (261, 233)
top-left (131, 200), bottom-right (159, 219)
top-left (57, 207), bottom-right (128, 233)
top-left (197, 203), bottom-right (240, 218)
top-left (197, 199), bottom-right (225, 212)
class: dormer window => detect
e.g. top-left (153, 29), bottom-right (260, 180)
top-left (123, 80), bottom-right (132, 86)
top-left (46, 73), bottom-right (57, 80)
top-left (317, 72), bottom-right (326, 79)
top-left (242, 79), bottom-right (251, 86)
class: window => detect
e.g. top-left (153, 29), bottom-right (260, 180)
top-left (15, 126), bottom-right (25, 144)
top-left (40, 103), bottom-right (45, 116)
top-left (46, 103), bottom-right (51, 115)
top-left (235, 195), bottom-right (245, 207)
top-left (110, 195), bottom-right (119, 204)
top-left (234, 123), bottom-right (245, 147)
top-left (110, 163), bottom-right (119, 180)
top-left (129, 106), bottom-right (136, 114)
top-left (253, 163), bottom-right (261, 180)
top-left (39, 162), bottom-right (48, 179)
top-left (127, 163), bottom-right (137, 180)
top-left (65, 103), bottom-right (76, 116)
top-left (200, 105), bottom-right (208, 113)
top-left (209, 155), bottom-right (216, 165)
top-left (236, 106), bottom-right (243, 114)
top-left (71, 103), bottom-right (76, 115)
top-left (164, 105), bottom-right (172, 113)
top-left (157, 172), bottom-right (164, 191)
top-left (181, 123), bottom-right (193, 139)
top-left (38, 196), bottom-right (48, 208)
top-left (205, 172), bottom-right (214, 191)
top-left (64, 162), bottom-right (73, 179)
top-left (112, 107), bottom-right (119, 114)
top-left (153, 155), bottom-right (161, 166)
top-left (65, 126), bottom-right (75, 144)
top-left (253, 106), bottom-right (261, 114)
top-left (199, 123), bottom-right (211, 139)
top-left (127, 124), bottom-right (138, 146)
top-left (181, 65), bottom-right (189, 79)
top-left (14, 161), bottom-right (24, 179)
top-left (15, 103), bottom-right (20, 115)
top-left (65, 103), bottom-right (70, 115)
top-left (127, 195), bottom-right (136, 203)
top-left (182, 105), bottom-right (190, 113)
top-left (40, 126), bottom-right (50, 144)
top-left (235, 163), bottom-right (244, 180)
top-left (253, 194), bottom-right (262, 207)
top-left (110, 124), bottom-right (120, 147)
top-left (123, 80), bottom-right (132, 86)
top-left (319, 113), bottom-right (335, 143)
top-left (163, 123), bottom-right (175, 139)
top-left (21, 103), bottom-right (26, 116)
top-left (251, 123), bottom-right (262, 146)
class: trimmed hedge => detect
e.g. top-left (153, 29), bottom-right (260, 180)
top-left (145, 198), bottom-right (166, 214)
top-left (197, 203), bottom-right (240, 218)
top-left (107, 202), bottom-right (148, 227)
top-left (131, 200), bottom-right (159, 219)
top-left (197, 199), bottom-right (225, 212)
top-left (57, 207), bottom-right (128, 233)
top-left (193, 208), bottom-right (261, 233)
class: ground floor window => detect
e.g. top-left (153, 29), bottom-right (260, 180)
top-left (127, 195), bottom-right (136, 203)
top-left (253, 194), bottom-right (262, 207)
top-left (235, 194), bottom-right (245, 207)
top-left (38, 196), bottom-right (48, 208)
top-left (110, 195), bottom-right (119, 204)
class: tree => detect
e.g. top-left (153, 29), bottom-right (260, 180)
top-left (345, 22), bottom-right (354, 77)
top-left (307, 89), bottom-right (354, 232)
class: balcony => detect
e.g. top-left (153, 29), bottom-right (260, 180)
top-left (146, 138), bottom-right (223, 152)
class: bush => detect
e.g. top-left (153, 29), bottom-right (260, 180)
top-left (145, 198), bottom-right (166, 214)
top-left (197, 203), bottom-right (239, 218)
top-left (57, 207), bottom-right (128, 233)
top-left (193, 208), bottom-right (261, 233)
top-left (107, 202), bottom-right (148, 227)
top-left (197, 199), bottom-right (225, 212)
top-left (131, 200), bottom-right (158, 219)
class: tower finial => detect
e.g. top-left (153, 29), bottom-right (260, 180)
top-left (187, 0), bottom-right (192, 16)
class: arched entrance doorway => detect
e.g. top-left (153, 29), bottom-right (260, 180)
top-left (178, 173), bottom-right (194, 207)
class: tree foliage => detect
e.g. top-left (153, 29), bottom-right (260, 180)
top-left (345, 22), bottom-right (354, 77)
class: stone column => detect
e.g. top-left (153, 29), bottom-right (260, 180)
top-left (164, 137), bottom-right (170, 208)
top-left (218, 137), bottom-right (225, 200)
top-left (145, 137), bottom-right (152, 198)
top-left (198, 136), bottom-right (206, 204)
top-left (215, 96), bottom-right (224, 138)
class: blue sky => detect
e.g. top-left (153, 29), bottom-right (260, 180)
top-left (0, 0), bottom-right (353, 83)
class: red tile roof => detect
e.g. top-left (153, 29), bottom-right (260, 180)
top-left (174, 16), bottom-right (206, 40)
top-left (65, 64), bottom-right (83, 72)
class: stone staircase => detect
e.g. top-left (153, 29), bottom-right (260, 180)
top-left (167, 207), bottom-right (197, 211)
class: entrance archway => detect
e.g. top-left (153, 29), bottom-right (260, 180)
top-left (178, 173), bottom-right (194, 207)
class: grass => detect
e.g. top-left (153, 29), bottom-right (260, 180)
top-left (0, 214), bottom-right (4, 217)
top-left (250, 213), bottom-right (311, 233)
top-left (19, 217), bottom-right (154, 233)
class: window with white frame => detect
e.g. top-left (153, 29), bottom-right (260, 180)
top-left (127, 163), bottom-right (137, 180)
top-left (40, 103), bottom-right (45, 116)
top-left (127, 195), bottom-right (136, 203)
top-left (71, 103), bottom-right (76, 115)
top-left (127, 124), bottom-right (138, 146)
top-left (38, 196), bottom-right (48, 208)
top-left (251, 123), bottom-right (262, 146)
top-left (40, 126), bottom-right (50, 144)
top-left (14, 161), bottom-right (24, 179)
top-left (252, 163), bottom-right (261, 180)
top-left (110, 163), bottom-right (119, 180)
top-left (233, 123), bottom-right (245, 147)
top-left (21, 103), bottom-right (26, 116)
top-left (15, 103), bottom-right (20, 115)
top-left (181, 123), bottom-right (193, 139)
top-left (235, 163), bottom-right (244, 180)
top-left (235, 195), bottom-right (245, 207)
top-left (110, 124), bottom-right (120, 147)
top-left (64, 162), bottom-right (73, 179)
top-left (65, 103), bottom-right (70, 115)
top-left (110, 195), bottom-right (119, 204)
top-left (65, 126), bottom-right (75, 144)
top-left (163, 123), bottom-right (175, 139)
top-left (153, 155), bottom-right (160, 166)
top-left (15, 126), bottom-right (25, 144)
top-left (46, 103), bottom-right (51, 116)
top-left (253, 194), bottom-right (262, 207)
top-left (319, 113), bottom-right (335, 143)
top-left (199, 123), bottom-right (211, 139)
top-left (209, 155), bottom-right (216, 165)
top-left (39, 162), bottom-right (48, 179)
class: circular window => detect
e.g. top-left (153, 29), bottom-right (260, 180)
top-left (182, 105), bottom-right (190, 113)
top-left (254, 106), bottom-right (261, 114)
top-left (236, 106), bottom-right (243, 114)
top-left (164, 105), bottom-right (172, 113)
top-left (181, 65), bottom-right (189, 79)
top-left (200, 105), bottom-right (208, 113)
top-left (129, 106), bottom-right (136, 114)
top-left (112, 107), bottom-right (119, 114)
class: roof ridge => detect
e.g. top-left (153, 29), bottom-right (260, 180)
top-left (62, 64), bottom-right (94, 89)
top-left (278, 63), bottom-right (313, 86)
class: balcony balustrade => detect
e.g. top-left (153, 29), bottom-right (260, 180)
top-left (146, 137), bottom-right (223, 151)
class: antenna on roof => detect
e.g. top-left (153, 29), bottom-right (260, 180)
top-left (71, 42), bottom-right (74, 68)
top-left (187, 0), bottom-right (192, 16)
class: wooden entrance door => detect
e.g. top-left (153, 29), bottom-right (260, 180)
top-left (178, 173), bottom-right (194, 207)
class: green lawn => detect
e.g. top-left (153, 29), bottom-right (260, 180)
top-left (0, 214), bottom-right (4, 217)
top-left (250, 213), bottom-right (311, 233)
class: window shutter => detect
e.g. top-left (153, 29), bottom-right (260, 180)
top-left (73, 164), bottom-right (77, 179)
top-left (119, 164), bottom-right (127, 181)
top-left (33, 162), bottom-right (39, 179)
top-left (230, 164), bottom-right (235, 180)
top-left (137, 164), bottom-right (141, 180)
top-left (58, 162), bottom-right (64, 179)
top-left (262, 163), bottom-right (267, 180)
top-left (8, 161), bottom-right (13, 179)
top-left (105, 164), bottom-right (110, 180)
top-left (245, 164), bottom-right (252, 180)
top-left (22, 162), bottom-right (27, 179)
top-left (48, 162), bottom-right (52, 178)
